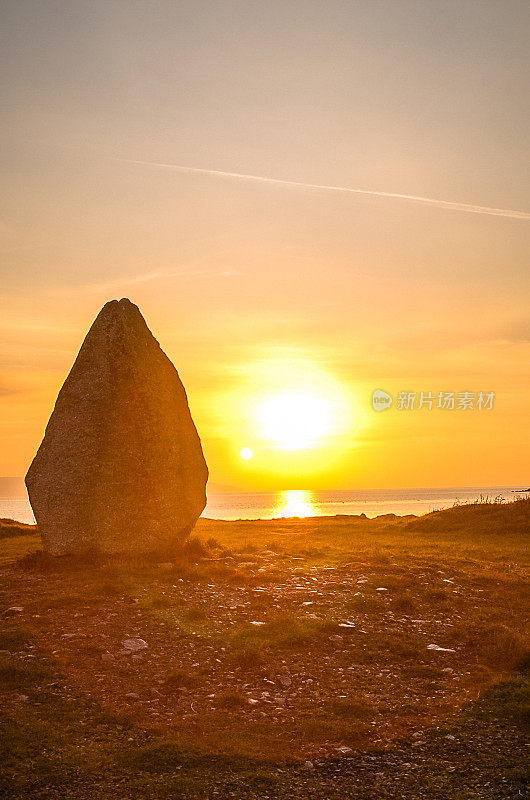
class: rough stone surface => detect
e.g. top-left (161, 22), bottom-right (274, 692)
top-left (123, 638), bottom-right (148, 652)
top-left (25, 298), bottom-right (208, 555)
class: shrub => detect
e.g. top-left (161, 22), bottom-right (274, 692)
top-left (182, 537), bottom-right (209, 562)
top-left (206, 537), bottom-right (221, 550)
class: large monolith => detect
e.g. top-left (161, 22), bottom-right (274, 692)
top-left (25, 298), bottom-right (208, 555)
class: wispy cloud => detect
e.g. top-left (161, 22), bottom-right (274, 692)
top-left (0, 376), bottom-right (22, 397)
top-left (49, 266), bottom-right (240, 297)
top-left (125, 160), bottom-right (530, 221)
top-left (86, 267), bottom-right (240, 293)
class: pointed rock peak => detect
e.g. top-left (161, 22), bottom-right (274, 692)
top-left (96, 297), bottom-right (144, 323)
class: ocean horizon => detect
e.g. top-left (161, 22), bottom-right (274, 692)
top-left (1, 483), bottom-right (526, 525)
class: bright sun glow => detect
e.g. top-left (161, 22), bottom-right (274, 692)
top-left (240, 447), bottom-right (253, 460)
top-left (254, 390), bottom-right (334, 450)
top-left (271, 489), bottom-right (320, 518)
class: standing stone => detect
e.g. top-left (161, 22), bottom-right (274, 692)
top-left (25, 298), bottom-right (208, 555)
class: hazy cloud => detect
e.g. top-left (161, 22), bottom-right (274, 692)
top-left (50, 266), bottom-right (242, 297)
top-left (0, 377), bottom-right (21, 397)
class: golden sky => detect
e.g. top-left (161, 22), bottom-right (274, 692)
top-left (1, 1), bottom-right (529, 489)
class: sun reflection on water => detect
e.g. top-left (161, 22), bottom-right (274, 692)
top-left (271, 489), bottom-right (320, 519)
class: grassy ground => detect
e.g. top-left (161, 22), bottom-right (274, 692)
top-left (0, 499), bottom-right (528, 798)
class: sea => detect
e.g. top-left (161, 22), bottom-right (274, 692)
top-left (0, 484), bottom-right (526, 524)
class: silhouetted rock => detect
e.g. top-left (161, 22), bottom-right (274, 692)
top-left (25, 298), bottom-right (208, 555)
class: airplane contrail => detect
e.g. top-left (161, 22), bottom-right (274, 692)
top-left (124, 159), bottom-right (530, 221)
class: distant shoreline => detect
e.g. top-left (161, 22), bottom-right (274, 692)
top-left (1, 483), bottom-right (527, 527)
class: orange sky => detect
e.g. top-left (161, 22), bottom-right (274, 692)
top-left (1, 1), bottom-right (529, 489)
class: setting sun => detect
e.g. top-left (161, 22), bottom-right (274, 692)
top-left (208, 355), bottom-right (357, 486)
top-left (254, 391), bottom-right (334, 450)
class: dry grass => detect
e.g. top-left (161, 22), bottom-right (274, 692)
top-left (0, 499), bottom-right (528, 797)
top-left (0, 518), bottom-right (37, 540)
top-left (326, 697), bottom-right (373, 719)
top-left (163, 669), bottom-right (201, 691)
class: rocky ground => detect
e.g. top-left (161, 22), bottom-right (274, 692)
top-left (1, 501), bottom-right (528, 798)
